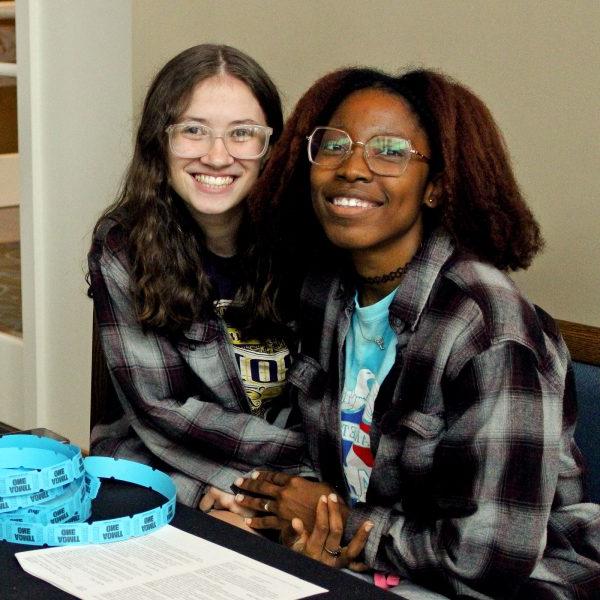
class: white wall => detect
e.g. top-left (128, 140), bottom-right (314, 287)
top-left (132, 0), bottom-right (600, 327)
top-left (11, 0), bottom-right (133, 447)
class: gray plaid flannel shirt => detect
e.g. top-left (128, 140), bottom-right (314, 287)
top-left (89, 218), bottom-right (314, 507)
top-left (290, 229), bottom-right (600, 598)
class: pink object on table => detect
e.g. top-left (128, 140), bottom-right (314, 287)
top-left (374, 571), bottom-right (401, 589)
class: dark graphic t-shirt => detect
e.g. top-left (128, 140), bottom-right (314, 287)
top-left (205, 250), bottom-right (291, 422)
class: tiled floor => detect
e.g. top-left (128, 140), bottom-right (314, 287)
top-left (0, 241), bottom-right (21, 335)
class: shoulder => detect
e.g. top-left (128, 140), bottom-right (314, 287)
top-left (93, 212), bottom-right (129, 251)
top-left (435, 251), bottom-right (567, 372)
top-left (89, 212), bottom-right (133, 280)
top-left (443, 254), bottom-right (534, 337)
top-left (90, 208), bottom-right (132, 260)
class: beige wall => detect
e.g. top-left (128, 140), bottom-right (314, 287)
top-left (133, 0), bottom-right (600, 327)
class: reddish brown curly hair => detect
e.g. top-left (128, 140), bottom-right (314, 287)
top-left (249, 67), bottom-right (543, 292)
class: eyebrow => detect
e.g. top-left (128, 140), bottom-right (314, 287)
top-left (327, 124), bottom-right (411, 139)
top-left (179, 117), bottom-right (264, 126)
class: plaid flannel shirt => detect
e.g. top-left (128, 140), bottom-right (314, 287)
top-left (290, 228), bottom-right (600, 598)
top-left (89, 217), bottom-right (313, 507)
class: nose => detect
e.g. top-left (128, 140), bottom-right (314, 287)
top-left (335, 142), bottom-right (372, 182)
top-left (200, 136), bottom-right (234, 169)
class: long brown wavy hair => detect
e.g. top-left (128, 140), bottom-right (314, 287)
top-left (249, 67), bottom-right (543, 296)
top-left (88, 44), bottom-right (285, 336)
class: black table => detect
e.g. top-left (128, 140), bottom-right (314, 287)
top-left (1, 479), bottom-right (395, 599)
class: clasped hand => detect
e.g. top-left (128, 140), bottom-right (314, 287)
top-left (233, 471), bottom-right (372, 570)
top-left (233, 471), bottom-right (337, 530)
top-left (198, 485), bottom-right (256, 517)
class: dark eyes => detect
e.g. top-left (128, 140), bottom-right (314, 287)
top-left (369, 139), bottom-right (410, 158)
top-left (321, 138), bottom-right (348, 153)
top-left (181, 124), bottom-right (210, 137)
top-left (228, 127), bottom-right (255, 142)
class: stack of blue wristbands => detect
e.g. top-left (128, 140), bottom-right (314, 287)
top-left (0, 434), bottom-right (176, 546)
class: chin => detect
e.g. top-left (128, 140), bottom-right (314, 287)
top-left (325, 236), bottom-right (370, 252)
top-left (190, 196), bottom-right (244, 215)
top-left (321, 226), bottom-right (372, 251)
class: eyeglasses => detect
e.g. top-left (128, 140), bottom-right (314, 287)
top-left (166, 122), bottom-right (273, 160)
top-left (306, 126), bottom-right (430, 177)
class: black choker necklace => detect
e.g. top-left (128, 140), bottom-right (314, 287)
top-left (357, 244), bottom-right (423, 285)
top-left (357, 264), bottom-right (408, 285)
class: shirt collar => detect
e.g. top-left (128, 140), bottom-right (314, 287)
top-left (388, 228), bottom-right (455, 332)
top-left (328, 228), bottom-right (456, 331)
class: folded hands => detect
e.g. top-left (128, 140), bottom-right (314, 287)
top-left (226, 471), bottom-right (373, 570)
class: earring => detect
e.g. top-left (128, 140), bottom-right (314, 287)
top-left (428, 197), bottom-right (434, 204)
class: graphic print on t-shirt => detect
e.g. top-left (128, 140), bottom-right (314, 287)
top-left (341, 368), bottom-right (379, 503)
top-left (340, 285), bottom-right (399, 504)
top-left (214, 299), bottom-right (290, 417)
top-left (227, 325), bottom-right (290, 412)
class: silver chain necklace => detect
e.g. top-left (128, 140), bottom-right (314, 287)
top-left (355, 316), bottom-right (385, 351)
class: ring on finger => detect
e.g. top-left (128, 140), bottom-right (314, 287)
top-left (263, 501), bottom-right (270, 512)
top-left (324, 546), bottom-right (342, 558)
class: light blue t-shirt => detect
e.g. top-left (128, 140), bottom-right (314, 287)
top-left (341, 286), bottom-right (398, 504)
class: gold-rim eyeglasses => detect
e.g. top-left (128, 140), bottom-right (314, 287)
top-left (307, 126), bottom-right (430, 177)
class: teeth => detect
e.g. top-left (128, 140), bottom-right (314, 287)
top-left (332, 197), bottom-right (376, 208)
top-left (194, 174), bottom-right (234, 187)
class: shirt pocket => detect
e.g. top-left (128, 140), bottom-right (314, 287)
top-left (396, 410), bottom-right (445, 473)
top-left (371, 409), bottom-right (445, 503)
top-left (175, 333), bottom-right (243, 411)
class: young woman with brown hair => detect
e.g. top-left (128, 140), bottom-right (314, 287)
top-left (234, 67), bottom-right (600, 598)
top-left (87, 44), bottom-right (313, 521)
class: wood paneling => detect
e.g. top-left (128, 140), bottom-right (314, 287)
top-left (557, 320), bottom-right (600, 366)
top-left (0, 84), bottom-right (17, 153)
top-left (0, 13), bottom-right (17, 153)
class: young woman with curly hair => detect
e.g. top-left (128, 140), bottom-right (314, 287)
top-left (234, 68), bottom-right (600, 598)
top-left (87, 44), bottom-right (314, 524)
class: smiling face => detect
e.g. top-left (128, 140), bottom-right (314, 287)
top-left (310, 88), bottom-right (435, 272)
top-left (167, 73), bottom-right (267, 231)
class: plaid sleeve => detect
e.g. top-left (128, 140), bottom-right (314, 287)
top-left (89, 225), bottom-right (310, 499)
top-left (346, 340), bottom-right (573, 598)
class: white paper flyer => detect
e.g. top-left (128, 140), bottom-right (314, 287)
top-left (16, 525), bottom-right (326, 600)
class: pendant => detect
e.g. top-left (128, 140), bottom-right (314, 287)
top-left (375, 337), bottom-right (385, 351)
